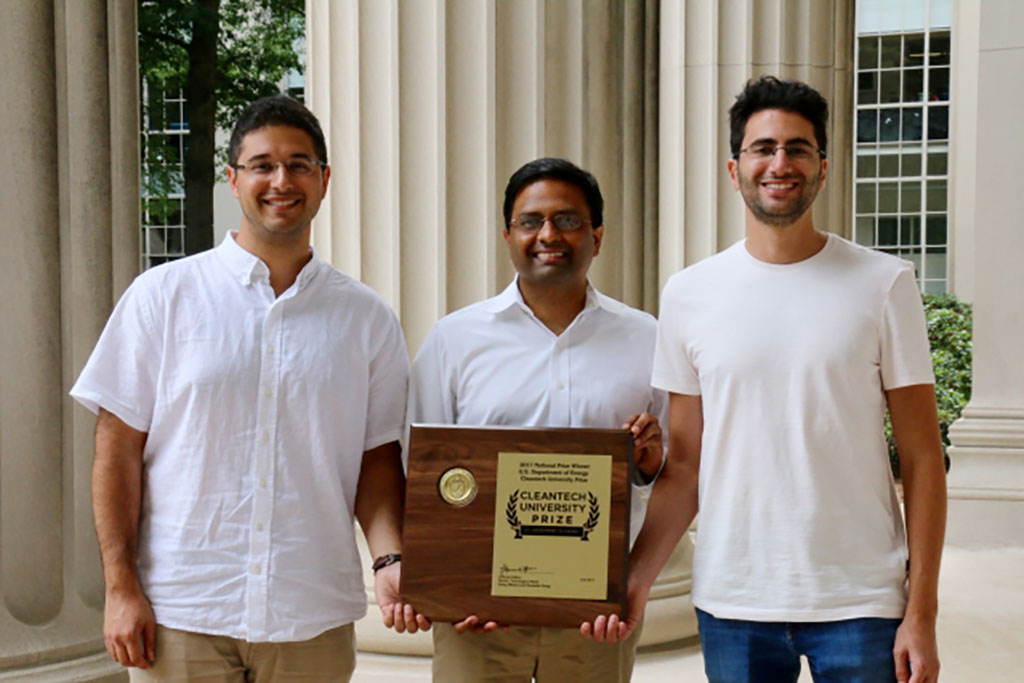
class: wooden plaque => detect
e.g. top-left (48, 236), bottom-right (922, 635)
top-left (400, 424), bottom-right (633, 628)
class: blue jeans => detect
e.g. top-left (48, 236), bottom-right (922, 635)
top-left (696, 607), bottom-right (901, 683)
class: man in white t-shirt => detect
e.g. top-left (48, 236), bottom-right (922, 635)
top-left (409, 158), bottom-right (666, 682)
top-left (71, 95), bottom-right (426, 681)
top-left (586, 77), bottom-right (946, 683)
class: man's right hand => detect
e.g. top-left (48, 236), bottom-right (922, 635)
top-left (453, 615), bottom-right (506, 633)
top-left (579, 576), bottom-right (651, 644)
top-left (104, 587), bottom-right (157, 668)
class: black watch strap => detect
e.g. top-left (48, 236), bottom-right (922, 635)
top-left (372, 552), bottom-right (402, 574)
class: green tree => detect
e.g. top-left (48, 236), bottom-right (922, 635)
top-left (138, 0), bottom-right (304, 257)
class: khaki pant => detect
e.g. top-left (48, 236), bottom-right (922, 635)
top-left (431, 619), bottom-right (642, 683)
top-left (128, 623), bottom-right (356, 682)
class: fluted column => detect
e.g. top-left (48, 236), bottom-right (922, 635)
top-left (0, 1), bottom-right (138, 681)
top-left (946, 0), bottom-right (1024, 548)
top-left (658, 0), bottom-right (854, 282)
top-left (307, 0), bottom-right (660, 352)
top-left (306, 0), bottom-right (681, 654)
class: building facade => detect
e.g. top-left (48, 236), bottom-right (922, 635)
top-left (854, 0), bottom-right (953, 293)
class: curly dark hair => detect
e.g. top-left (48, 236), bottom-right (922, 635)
top-left (228, 94), bottom-right (327, 166)
top-left (729, 76), bottom-right (829, 158)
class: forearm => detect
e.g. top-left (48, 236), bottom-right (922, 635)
top-left (355, 441), bottom-right (405, 558)
top-left (901, 448), bottom-right (946, 619)
top-left (629, 392), bottom-right (702, 589)
top-left (92, 409), bottom-right (147, 593)
top-left (887, 384), bottom-right (947, 620)
top-left (629, 460), bottom-right (699, 587)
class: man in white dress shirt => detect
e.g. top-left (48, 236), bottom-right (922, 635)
top-left (408, 157), bottom-right (666, 682)
top-left (71, 95), bottom-right (426, 681)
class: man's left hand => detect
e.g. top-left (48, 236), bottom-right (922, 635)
top-left (893, 612), bottom-right (939, 682)
top-left (623, 412), bottom-right (663, 479)
top-left (374, 562), bottom-right (431, 634)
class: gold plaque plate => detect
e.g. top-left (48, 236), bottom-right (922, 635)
top-left (491, 452), bottom-right (611, 600)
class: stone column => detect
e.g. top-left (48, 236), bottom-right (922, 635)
top-left (658, 0), bottom-right (855, 281)
top-left (0, 1), bottom-right (138, 680)
top-left (306, 0), bottom-right (660, 351)
top-left (946, 0), bottom-right (1024, 548)
top-left (305, 0), bottom-right (687, 653)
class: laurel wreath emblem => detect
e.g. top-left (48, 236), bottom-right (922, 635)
top-left (506, 489), bottom-right (522, 538)
top-left (505, 489), bottom-right (600, 541)
top-left (581, 492), bottom-right (600, 541)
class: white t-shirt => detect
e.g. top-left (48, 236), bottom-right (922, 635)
top-left (652, 234), bottom-right (934, 621)
top-left (71, 233), bottom-right (409, 642)
top-left (408, 279), bottom-right (668, 546)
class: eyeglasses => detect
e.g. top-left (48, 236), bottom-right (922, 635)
top-left (734, 143), bottom-right (826, 162)
top-left (510, 214), bottom-right (590, 232)
top-left (232, 157), bottom-right (327, 177)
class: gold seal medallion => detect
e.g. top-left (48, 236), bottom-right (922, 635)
top-left (439, 467), bottom-right (477, 507)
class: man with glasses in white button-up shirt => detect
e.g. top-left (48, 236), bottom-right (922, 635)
top-left (72, 95), bottom-right (426, 681)
top-left (409, 157), bottom-right (666, 682)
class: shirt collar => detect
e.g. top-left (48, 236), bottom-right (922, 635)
top-left (215, 232), bottom-right (322, 290)
top-left (482, 276), bottom-right (607, 316)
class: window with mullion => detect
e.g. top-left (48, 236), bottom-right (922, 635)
top-left (853, 4), bottom-right (950, 294)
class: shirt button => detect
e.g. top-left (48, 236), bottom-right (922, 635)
top-left (259, 478), bottom-right (267, 488)
top-left (261, 431), bottom-right (270, 442)
top-left (556, 381), bottom-right (565, 390)
top-left (250, 564), bottom-right (261, 575)
top-left (266, 345), bottom-right (275, 355)
top-left (256, 523), bottom-right (264, 532)
top-left (264, 388), bottom-right (272, 398)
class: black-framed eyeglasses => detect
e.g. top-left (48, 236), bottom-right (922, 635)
top-left (509, 213), bottom-right (590, 232)
top-left (232, 157), bottom-right (327, 177)
top-left (733, 143), bottom-right (826, 162)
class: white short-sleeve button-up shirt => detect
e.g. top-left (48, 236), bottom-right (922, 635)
top-left (71, 233), bottom-right (409, 642)
top-left (408, 280), bottom-right (667, 545)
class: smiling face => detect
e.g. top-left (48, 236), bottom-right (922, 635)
top-left (227, 125), bottom-right (330, 246)
top-left (728, 108), bottom-right (827, 228)
top-left (503, 178), bottom-right (604, 292)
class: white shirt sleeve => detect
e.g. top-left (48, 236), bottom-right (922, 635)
top-left (651, 280), bottom-right (702, 395)
top-left (69, 278), bottom-right (162, 432)
top-left (407, 325), bottom-right (458, 426)
top-left (879, 266), bottom-right (935, 390)
top-left (363, 308), bottom-right (410, 452)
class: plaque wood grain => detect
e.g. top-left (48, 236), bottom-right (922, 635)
top-left (400, 425), bottom-right (633, 628)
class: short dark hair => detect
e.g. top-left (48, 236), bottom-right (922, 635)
top-left (228, 94), bottom-right (328, 165)
top-left (729, 76), bottom-right (829, 158)
top-left (502, 158), bottom-right (604, 229)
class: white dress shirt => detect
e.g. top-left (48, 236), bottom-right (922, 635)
top-left (408, 279), bottom-right (667, 545)
top-left (71, 233), bottom-right (409, 642)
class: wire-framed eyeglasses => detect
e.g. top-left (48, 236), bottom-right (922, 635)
top-left (509, 214), bottom-right (591, 232)
top-left (734, 143), bottom-right (826, 163)
top-left (232, 157), bottom-right (327, 177)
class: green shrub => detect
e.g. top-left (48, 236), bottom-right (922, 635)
top-left (886, 293), bottom-right (972, 478)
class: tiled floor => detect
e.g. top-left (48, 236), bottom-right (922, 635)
top-left (352, 546), bottom-right (1024, 682)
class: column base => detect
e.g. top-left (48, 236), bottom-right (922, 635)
top-left (0, 651), bottom-right (124, 682)
top-left (946, 407), bottom-right (1024, 548)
